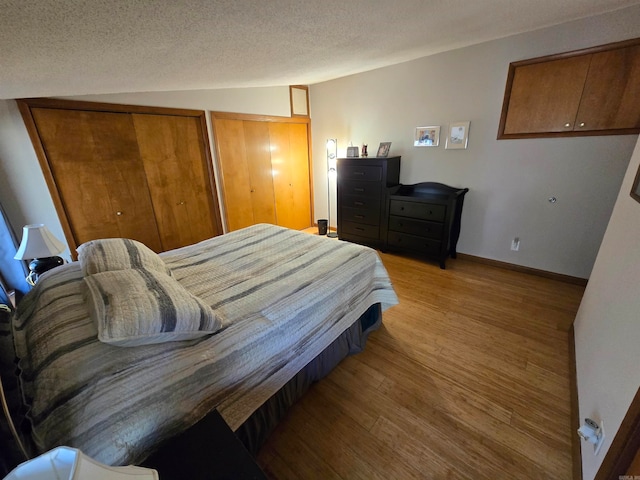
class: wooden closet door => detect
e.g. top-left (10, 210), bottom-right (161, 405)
top-left (132, 114), bottom-right (221, 250)
top-left (30, 108), bottom-right (163, 251)
top-left (214, 119), bottom-right (277, 231)
top-left (268, 123), bottom-right (311, 230)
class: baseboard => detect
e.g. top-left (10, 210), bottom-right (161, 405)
top-left (569, 325), bottom-right (583, 480)
top-left (456, 253), bottom-right (588, 286)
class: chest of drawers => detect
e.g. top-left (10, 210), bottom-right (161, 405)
top-left (386, 182), bottom-right (468, 269)
top-left (337, 157), bottom-right (400, 248)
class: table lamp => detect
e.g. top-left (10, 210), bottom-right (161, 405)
top-left (5, 446), bottom-right (158, 479)
top-left (14, 224), bottom-right (66, 285)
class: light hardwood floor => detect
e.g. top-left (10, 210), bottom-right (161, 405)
top-left (256, 247), bottom-right (585, 479)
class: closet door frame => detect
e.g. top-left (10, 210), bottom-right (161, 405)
top-left (17, 98), bottom-right (223, 257)
top-left (210, 111), bottom-right (314, 231)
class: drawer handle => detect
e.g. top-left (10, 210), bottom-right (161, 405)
top-left (398, 222), bottom-right (403, 227)
top-left (564, 123), bottom-right (571, 128)
top-left (353, 171), bottom-right (365, 176)
top-left (400, 206), bottom-right (405, 211)
top-left (116, 211), bottom-right (123, 216)
top-left (355, 227), bottom-right (364, 231)
top-left (355, 215), bottom-right (364, 219)
top-left (354, 201), bottom-right (364, 206)
top-left (354, 188), bottom-right (364, 192)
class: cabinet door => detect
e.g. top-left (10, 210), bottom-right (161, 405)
top-left (503, 55), bottom-right (591, 134)
top-left (576, 45), bottom-right (640, 131)
top-left (31, 108), bottom-right (163, 251)
top-left (269, 123), bottom-right (311, 230)
top-left (132, 114), bottom-right (221, 251)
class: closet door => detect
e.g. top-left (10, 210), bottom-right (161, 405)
top-left (214, 119), bottom-right (277, 231)
top-left (269, 123), bottom-right (312, 230)
top-left (132, 114), bottom-right (220, 250)
top-left (30, 108), bottom-right (163, 251)
top-left (212, 113), bottom-right (312, 232)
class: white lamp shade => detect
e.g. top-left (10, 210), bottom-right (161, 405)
top-left (5, 446), bottom-right (158, 479)
top-left (14, 224), bottom-right (66, 260)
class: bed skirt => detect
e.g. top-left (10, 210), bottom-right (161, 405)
top-left (235, 302), bottom-right (382, 455)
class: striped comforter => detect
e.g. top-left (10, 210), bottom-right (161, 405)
top-left (13, 224), bottom-right (398, 465)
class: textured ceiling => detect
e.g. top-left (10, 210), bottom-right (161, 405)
top-left (1, 0), bottom-right (640, 99)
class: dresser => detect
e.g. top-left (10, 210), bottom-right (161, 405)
top-left (386, 182), bottom-right (468, 269)
top-left (336, 157), bottom-right (401, 248)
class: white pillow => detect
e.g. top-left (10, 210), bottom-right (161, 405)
top-left (77, 238), bottom-right (172, 277)
top-left (84, 268), bottom-right (220, 347)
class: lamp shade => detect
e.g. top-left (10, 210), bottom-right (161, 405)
top-left (14, 224), bottom-right (66, 260)
top-left (5, 446), bottom-right (158, 479)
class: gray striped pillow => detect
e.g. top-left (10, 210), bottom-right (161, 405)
top-left (77, 238), bottom-right (172, 277)
top-left (84, 268), bottom-right (220, 347)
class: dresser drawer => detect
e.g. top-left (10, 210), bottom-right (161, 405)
top-left (388, 215), bottom-right (443, 239)
top-left (341, 206), bottom-right (380, 226)
top-left (342, 194), bottom-right (381, 210)
top-left (341, 221), bottom-right (380, 239)
top-left (387, 231), bottom-right (441, 255)
top-left (340, 180), bottom-right (382, 198)
top-left (389, 200), bottom-right (446, 222)
top-left (340, 165), bottom-right (382, 182)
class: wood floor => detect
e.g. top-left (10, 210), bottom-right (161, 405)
top-left (255, 249), bottom-right (585, 479)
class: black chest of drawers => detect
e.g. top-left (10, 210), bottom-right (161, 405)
top-left (336, 156), bottom-right (401, 249)
top-left (386, 182), bottom-right (468, 269)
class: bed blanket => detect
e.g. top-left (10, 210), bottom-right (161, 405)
top-left (12, 224), bottom-right (398, 465)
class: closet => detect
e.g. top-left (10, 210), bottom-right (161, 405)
top-left (211, 112), bottom-right (312, 232)
top-left (18, 99), bottom-right (223, 255)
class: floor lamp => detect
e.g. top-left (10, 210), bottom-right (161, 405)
top-left (326, 139), bottom-right (338, 238)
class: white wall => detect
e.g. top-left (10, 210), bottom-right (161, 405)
top-left (310, 5), bottom-right (640, 279)
top-left (574, 134), bottom-right (640, 479)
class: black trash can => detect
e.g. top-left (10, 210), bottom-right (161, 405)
top-left (317, 219), bottom-right (328, 235)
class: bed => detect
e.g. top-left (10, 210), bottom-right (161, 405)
top-left (5, 223), bottom-right (398, 469)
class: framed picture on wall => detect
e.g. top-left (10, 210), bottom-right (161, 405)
top-left (414, 126), bottom-right (440, 147)
top-left (631, 162), bottom-right (640, 203)
top-left (445, 121), bottom-right (470, 150)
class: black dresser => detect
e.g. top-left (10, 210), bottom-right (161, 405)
top-left (386, 182), bottom-right (468, 269)
top-left (336, 156), bottom-right (401, 249)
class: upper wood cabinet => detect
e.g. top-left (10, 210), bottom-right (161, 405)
top-left (211, 112), bottom-right (312, 232)
top-left (18, 99), bottom-right (223, 255)
top-left (498, 38), bottom-right (640, 139)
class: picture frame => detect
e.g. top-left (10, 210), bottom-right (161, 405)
top-left (445, 121), bottom-right (470, 150)
top-left (631, 162), bottom-right (640, 203)
top-left (376, 142), bottom-right (392, 157)
top-left (289, 85), bottom-right (309, 117)
top-left (346, 146), bottom-right (359, 158)
top-left (414, 126), bottom-right (440, 147)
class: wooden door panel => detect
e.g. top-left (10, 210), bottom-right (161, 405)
top-left (576, 45), bottom-right (640, 130)
top-left (133, 114), bottom-right (219, 250)
top-left (31, 108), bottom-right (162, 251)
top-left (243, 121), bottom-right (276, 225)
top-left (269, 123), bottom-right (296, 229)
top-left (214, 119), bottom-right (255, 231)
top-left (504, 55), bottom-right (591, 134)
top-left (288, 123), bottom-right (312, 230)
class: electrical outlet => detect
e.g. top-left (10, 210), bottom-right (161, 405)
top-left (511, 237), bottom-right (520, 251)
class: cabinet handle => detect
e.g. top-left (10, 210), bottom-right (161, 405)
top-left (353, 171), bottom-right (365, 176)
top-left (354, 201), bottom-right (364, 206)
top-left (354, 188), bottom-right (364, 192)
top-left (250, 189), bottom-right (255, 193)
top-left (176, 201), bottom-right (186, 205)
top-left (116, 211), bottom-right (123, 216)
top-left (564, 123), bottom-right (571, 128)
top-left (579, 122), bottom-right (585, 128)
